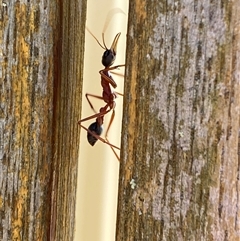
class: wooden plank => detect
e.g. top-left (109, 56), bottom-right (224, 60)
top-left (0, 0), bottom-right (86, 240)
top-left (117, 0), bottom-right (240, 240)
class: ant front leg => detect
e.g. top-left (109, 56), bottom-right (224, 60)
top-left (106, 64), bottom-right (125, 71)
top-left (99, 64), bottom-right (125, 88)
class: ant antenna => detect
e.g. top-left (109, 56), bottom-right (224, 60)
top-left (86, 8), bottom-right (125, 51)
top-left (102, 33), bottom-right (108, 50)
top-left (86, 26), bottom-right (106, 50)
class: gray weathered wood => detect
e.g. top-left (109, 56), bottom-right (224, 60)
top-left (117, 0), bottom-right (240, 240)
top-left (0, 0), bottom-right (86, 240)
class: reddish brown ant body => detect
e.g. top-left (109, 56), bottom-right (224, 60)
top-left (78, 27), bottom-right (124, 161)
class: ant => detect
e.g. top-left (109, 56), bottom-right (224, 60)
top-left (78, 25), bottom-right (125, 161)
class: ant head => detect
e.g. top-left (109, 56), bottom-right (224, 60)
top-left (87, 29), bottom-right (121, 68)
top-left (101, 32), bottom-right (120, 67)
top-left (102, 50), bottom-right (116, 67)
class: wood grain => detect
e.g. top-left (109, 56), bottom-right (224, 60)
top-left (0, 0), bottom-right (86, 240)
top-left (117, 0), bottom-right (240, 240)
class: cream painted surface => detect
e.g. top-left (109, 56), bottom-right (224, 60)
top-left (75, 1), bottom-right (128, 241)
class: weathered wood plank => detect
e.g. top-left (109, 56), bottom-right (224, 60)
top-left (0, 0), bottom-right (86, 240)
top-left (117, 0), bottom-right (240, 240)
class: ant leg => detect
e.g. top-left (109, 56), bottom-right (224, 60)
top-left (105, 108), bottom-right (115, 139)
top-left (85, 90), bottom-right (123, 115)
top-left (103, 106), bottom-right (121, 161)
top-left (115, 91), bottom-right (123, 97)
top-left (78, 106), bottom-right (111, 124)
top-left (106, 139), bottom-right (120, 161)
top-left (85, 93), bottom-right (104, 113)
top-left (109, 70), bottom-right (125, 78)
top-left (78, 104), bottom-right (120, 151)
top-left (80, 98), bottom-right (121, 158)
top-left (106, 64), bottom-right (125, 71)
top-left (99, 64), bottom-right (125, 88)
top-left (85, 77), bottom-right (123, 113)
top-left (79, 124), bottom-right (120, 150)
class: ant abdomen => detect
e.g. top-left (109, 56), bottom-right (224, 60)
top-left (87, 122), bottom-right (103, 146)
